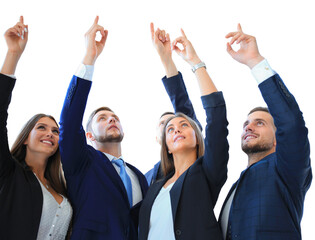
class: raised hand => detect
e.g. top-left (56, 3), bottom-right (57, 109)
top-left (4, 16), bottom-right (28, 56)
top-left (150, 23), bottom-right (172, 62)
top-left (226, 24), bottom-right (264, 69)
top-left (150, 23), bottom-right (177, 78)
top-left (1, 16), bottom-right (28, 75)
top-left (172, 29), bottom-right (201, 67)
top-left (83, 16), bottom-right (108, 65)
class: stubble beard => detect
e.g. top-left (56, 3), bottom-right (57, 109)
top-left (242, 141), bottom-right (273, 155)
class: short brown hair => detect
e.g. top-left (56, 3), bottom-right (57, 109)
top-left (248, 107), bottom-right (269, 115)
top-left (160, 113), bottom-right (205, 176)
top-left (86, 106), bottom-right (114, 132)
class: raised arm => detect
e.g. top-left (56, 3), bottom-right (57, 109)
top-left (173, 29), bottom-right (229, 201)
top-left (150, 23), bottom-right (202, 130)
top-left (1, 16), bottom-right (28, 75)
top-left (59, 16), bottom-right (108, 174)
top-left (0, 16), bottom-right (28, 179)
top-left (226, 24), bottom-right (311, 191)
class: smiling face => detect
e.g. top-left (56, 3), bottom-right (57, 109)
top-left (24, 117), bottom-right (60, 157)
top-left (165, 117), bottom-right (197, 154)
top-left (241, 111), bottom-right (276, 155)
top-left (89, 110), bottom-right (124, 143)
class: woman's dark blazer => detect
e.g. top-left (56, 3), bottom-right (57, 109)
top-left (139, 91), bottom-right (229, 240)
top-left (0, 74), bottom-right (43, 240)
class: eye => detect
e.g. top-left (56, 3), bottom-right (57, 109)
top-left (37, 125), bottom-right (45, 130)
top-left (52, 129), bottom-right (60, 135)
top-left (257, 121), bottom-right (264, 126)
top-left (167, 127), bottom-right (174, 134)
top-left (182, 123), bottom-right (189, 128)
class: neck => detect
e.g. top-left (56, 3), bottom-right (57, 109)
top-left (247, 149), bottom-right (275, 167)
top-left (93, 141), bottom-right (122, 158)
top-left (172, 149), bottom-right (197, 179)
top-left (25, 152), bottom-right (48, 179)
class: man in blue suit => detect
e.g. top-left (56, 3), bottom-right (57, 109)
top-left (219, 24), bottom-right (312, 240)
top-left (59, 17), bottom-right (148, 239)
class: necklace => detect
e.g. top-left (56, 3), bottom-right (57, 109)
top-left (33, 172), bottom-right (49, 189)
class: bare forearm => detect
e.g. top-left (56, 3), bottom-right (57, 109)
top-left (1, 51), bottom-right (21, 75)
top-left (194, 66), bottom-right (217, 96)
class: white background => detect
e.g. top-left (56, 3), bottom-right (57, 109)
top-left (1, 0), bottom-right (314, 238)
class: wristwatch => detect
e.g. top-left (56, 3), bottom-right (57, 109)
top-left (191, 62), bottom-right (206, 73)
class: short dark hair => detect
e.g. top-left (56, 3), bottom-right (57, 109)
top-left (86, 106), bottom-right (114, 132)
top-left (160, 112), bottom-right (174, 119)
top-left (248, 107), bottom-right (269, 115)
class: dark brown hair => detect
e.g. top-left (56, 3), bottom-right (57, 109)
top-left (160, 112), bottom-right (205, 176)
top-left (10, 114), bottom-right (67, 196)
top-left (248, 107), bottom-right (269, 115)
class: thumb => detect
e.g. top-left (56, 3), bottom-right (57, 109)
top-left (226, 42), bottom-right (236, 58)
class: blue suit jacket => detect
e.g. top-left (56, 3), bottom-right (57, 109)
top-left (59, 76), bottom-right (148, 240)
top-left (145, 72), bottom-right (202, 185)
top-left (219, 74), bottom-right (312, 240)
top-left (139, 91), bottom-right (229, 240)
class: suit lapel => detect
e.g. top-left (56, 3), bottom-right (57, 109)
top-left (97, 151), bottom-right (130, 207)
top-left (169, 170), bottom-right (188, 221)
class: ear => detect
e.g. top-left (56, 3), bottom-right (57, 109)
top-left (86, 132), bottom-right (95, 141)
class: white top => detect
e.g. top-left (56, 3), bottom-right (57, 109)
top-left (104, 153), bottom-right (143, 206)
top-left (34, 174), bottom-right (73, 240)
top-left (148, 182), bottom-right (176, 240)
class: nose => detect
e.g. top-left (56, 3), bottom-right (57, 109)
top-left (108, 116), bottom-right (116, 123)
top-left (174, 127), bottom-right (181, 134)
top-left (245, 122), bottom-right (254, 132)
top-left (46, 131), bottom-right (53, 138)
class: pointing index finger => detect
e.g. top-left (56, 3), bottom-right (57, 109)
top-left (150, 22), bottom-right (155, 41)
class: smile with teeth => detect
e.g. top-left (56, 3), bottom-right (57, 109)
top-left (244, 134), bottom-right (257, 141)
top-left (41, 140), bottom-right (53, 145)
top-left (174, 135), bottom-right (185, 142)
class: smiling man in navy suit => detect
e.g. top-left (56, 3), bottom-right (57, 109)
top-left (219, 24), bottom-right (312, 240)
top-left (59, 17), bottom-right (148, 239)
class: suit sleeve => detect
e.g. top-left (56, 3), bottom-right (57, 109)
top-left (259, 74), bottom-right (312, 191)
top-left (0, 74), bottom-right (16, 180)
top-left (59, 75), bottom-right (92, 175)
top-left (201, 91), bottom-right (229, 204)
top-left (162, 72), bottom-right (202, 131)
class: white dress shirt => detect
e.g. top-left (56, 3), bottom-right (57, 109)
top-left (104, 153), bottom-right (143, 206)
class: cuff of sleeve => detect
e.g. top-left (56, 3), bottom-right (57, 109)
top-left (2, 73), bottom-right (16, 79)
top-left (201, 91), bottom-right (225, 109)
top-left (75, 63), bottom-right (94, 81)
top-left (251, 59), bottom-right (276, 85)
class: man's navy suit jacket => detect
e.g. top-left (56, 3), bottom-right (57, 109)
top-left (59, 76), bottom-right (148, 240)
top-left (145, 72), bottom-right (202, 185)
top-left (219, 74), bottom-right (312, 240)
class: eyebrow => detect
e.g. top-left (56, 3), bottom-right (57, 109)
top-left (166, 119), bottom-right (188, 128)
top-left (97, 113), bottom-right (119, 120)
top-left (36, 122), bottom-right (59, 130)
top-left (243, 118), bottom-right (267, 126)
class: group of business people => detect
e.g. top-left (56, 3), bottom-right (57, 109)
top-left (0, 15), bottom-right (312, 240)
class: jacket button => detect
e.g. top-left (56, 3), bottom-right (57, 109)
top-left (175, 229), bottom-right (181, 235)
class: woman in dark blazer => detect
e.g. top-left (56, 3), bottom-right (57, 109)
top-left (0, 17), bottom-right (72, 240)
top-left (139, 26), bottom-right (229, 240)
